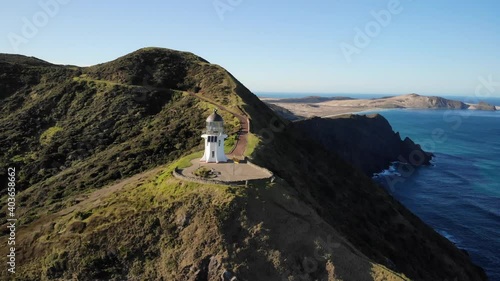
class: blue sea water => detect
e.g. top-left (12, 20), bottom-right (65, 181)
top-left (257, 92), bottom-right (500, 280)
top-left (369, 108), bottom-right (500, 281)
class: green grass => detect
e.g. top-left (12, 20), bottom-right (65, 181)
top-left (11, 151), bottom-right (37, 164)
top-left (73, 76), bottom-right (122, 88)
top-left (371, 264), bottom-right (411, 281)
top-left (155, 150), bottom-right (204, 184)
top-left (224, 134), bottom-right (237, 153)
top-left (176, 151), bottom-right (204, 169)
top-left (194, 98), bottom-right (240, 133)
top-left (40, 126), bottom-right (63, 146)
top-left (194, 167), bottom-right (211, 178)
top-left (244, 133), bottom-right (260, 157)
top-left (100, 164), bottom-right (240, 215)
top-left (18, 160), bottom-right (243, 279)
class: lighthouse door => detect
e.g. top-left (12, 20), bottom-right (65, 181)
top-left (211, 151), bottom-right (215, 158)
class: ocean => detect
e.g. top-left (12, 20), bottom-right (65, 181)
top-left (257, 93), bottom-right (500, 280)
top-left (373, 108), bottom-right (500, 281)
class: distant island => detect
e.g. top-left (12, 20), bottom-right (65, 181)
top-left (262, 93), bottom-right (498, 120)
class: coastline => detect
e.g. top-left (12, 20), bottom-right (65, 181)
top-left (373, 110), bottom-right (500, 280)
top-left (260, 94), bottom-right (499, 120)
top-left (323, 108), bottom-right (387, 118)
top-left (263, 95), bottom-right (498, 279)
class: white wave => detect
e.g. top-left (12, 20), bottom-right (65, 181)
top-left (437, 229), bottom-right (461, 245)
top-left (372, 162), bottom-right (401, 178)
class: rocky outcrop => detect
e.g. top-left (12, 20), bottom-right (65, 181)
top-left (293, 114), bottom-right (433, 176)
top-left (467, 101), bottom-right (497, 111)
top-left (424, 95), bottom-right (468, 109)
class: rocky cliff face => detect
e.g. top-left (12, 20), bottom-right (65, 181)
top-left (252, 119), bottom-right (486, 281)
top-left (293, 114), bottom-right (433, 176)
top-left (0, 49), bottom-right (487, 281)
top-left (423, 95), bottom-right (468, 109)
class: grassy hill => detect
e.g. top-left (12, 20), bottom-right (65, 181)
top-left (0, 48), bottom-right (487, 280)
top-left (0, 48), bottom-right (250, 226)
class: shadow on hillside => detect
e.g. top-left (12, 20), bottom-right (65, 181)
top-left (218, 179), bottom-right (377, 281)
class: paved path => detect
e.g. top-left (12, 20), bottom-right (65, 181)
top-left (182, 159), bottom-right (272, 182)
top-left (188, 92), bottom-right (249, 159)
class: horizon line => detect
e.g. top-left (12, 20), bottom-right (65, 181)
top-left (253, 91), bottom-right (500, 98)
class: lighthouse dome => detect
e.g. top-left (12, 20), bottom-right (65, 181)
top-left (206, 109), bottom-right (223, 122)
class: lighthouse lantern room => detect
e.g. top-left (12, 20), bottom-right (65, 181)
top-left (200, 109), bottom-right (228, 163)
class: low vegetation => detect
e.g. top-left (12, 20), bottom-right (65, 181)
top-left (194, 167), bottom-right (212, 178)
top-left (39, 126), bottom-right (63, 146)
top-left (224, 134), bottom-right (238, 153)
top-left (244, 133), bottom-right (260, 157)
top-left (173, 150), bottom-right (204, 170)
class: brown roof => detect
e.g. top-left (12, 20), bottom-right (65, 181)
top-left (206, 109), bottom-right (223, 122)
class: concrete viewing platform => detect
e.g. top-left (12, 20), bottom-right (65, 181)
top-left (174, 94), bottom-right (272, 185)
top-left (180, 158), bottom-right (273, 183)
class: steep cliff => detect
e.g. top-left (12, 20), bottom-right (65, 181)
top-left (293, 114), bottom-right (433, 176)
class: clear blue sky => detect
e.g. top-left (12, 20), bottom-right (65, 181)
top-left (1, 0), bottom-right (499, 96)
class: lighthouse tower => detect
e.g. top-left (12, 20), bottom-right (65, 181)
top-left (200, 109), bottom-right (228, 163)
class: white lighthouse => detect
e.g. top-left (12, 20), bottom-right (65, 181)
top-left (200, 109), bottom-right (228, 163)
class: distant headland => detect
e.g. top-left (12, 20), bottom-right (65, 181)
top-left (262, 93), bottom-right (498, 120)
